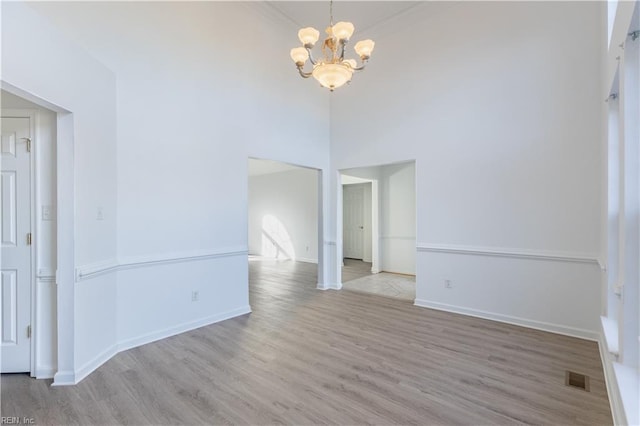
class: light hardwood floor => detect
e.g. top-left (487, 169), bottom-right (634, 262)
top-left (341, 258), bottom-right (373, 283)
top-left (2, 258), bottom-right (612, 425)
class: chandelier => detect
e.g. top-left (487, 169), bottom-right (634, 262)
top-left (289, 0), bottom-right (375, 91)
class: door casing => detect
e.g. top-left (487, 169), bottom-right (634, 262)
top-left (1, 109), bottom-right (37, 376)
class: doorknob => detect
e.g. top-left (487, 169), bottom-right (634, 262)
top-left (359, 226), bottom-right (364, 229)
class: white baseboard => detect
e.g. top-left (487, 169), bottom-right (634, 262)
top-left (381, 268), bottom-right (415, 276)
top-left (52, 306), bottom-right (252, 385)
top-left (598, 332), bottom-right (626, 426)
top-left (74, 344), bottom-right (118, 384)
top-left (35, 366), bottom-right (56, 379)
top-left (296, 257), bottom-right (318, 264)
top-left (317, 282), bottom-right (342, 290)
top-left (52, 370), bottom-right (76, 386)
top-left (414, 299), bottom-right (598, 341)
top-left (117, 305), bottom-right (252, 353)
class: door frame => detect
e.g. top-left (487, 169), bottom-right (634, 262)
top-left (2, 80), bottom-right (73, 383)
top-left (337, 160), bottom-right (417, 287)
top-left (2, 108), bottom-right (38, 376)
top-left (247, 156), bottom-right (326, 288)
top-left (338, 174), bottom-right (381, 279)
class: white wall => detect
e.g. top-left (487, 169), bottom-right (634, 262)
top-left (380, 162), bottom-right (415, 275)
top-left (5, 0), bottom-right (615, 392)
top-left (249, 167), bottom-right (318, 263)
top-left (2, 2), bottom-right (118, 384)
top-left (24, 1), bottom-right (331, 369)
top-left (331, 2), bottom-right (603, 338)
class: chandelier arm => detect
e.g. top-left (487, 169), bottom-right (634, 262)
top-left (350, 57), bottom-right (369, 71)
top-left (296, 66), bottom-right (313, 78)
top-left (305, 46), bottom-right (318, 66)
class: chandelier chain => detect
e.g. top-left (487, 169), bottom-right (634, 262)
top-left (330, 0), bottom-right (334, 26)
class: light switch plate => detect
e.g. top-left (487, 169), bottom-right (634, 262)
top-left (42, 205), bottom-right (53, 221)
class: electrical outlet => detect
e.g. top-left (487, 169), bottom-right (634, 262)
top-left (306, 245), bottom-right (309, 252)
top-left (444, 279), bottom-right (453, 289)
top-left (191, 290), bottom-right (199, 302)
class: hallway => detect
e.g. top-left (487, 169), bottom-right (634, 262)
top-left (342, 258), bottom-right (415, 301)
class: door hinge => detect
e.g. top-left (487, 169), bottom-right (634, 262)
top-left (20, 137), bottom-right (31, 153)
top-left (27, 233), bottom-right (32, 245)
top-left (27, 325), bottom-right (31, 339)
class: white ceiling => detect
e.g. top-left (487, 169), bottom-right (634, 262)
top-left (268, 1), bottom-right (422, 35)
top-left (248, 158), bottom-right (307, 176)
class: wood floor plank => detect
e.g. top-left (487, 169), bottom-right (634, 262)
top-left (1, 258), bottom-right (612, 425)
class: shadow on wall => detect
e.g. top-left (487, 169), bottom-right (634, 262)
top-left (262, 214), bottom-right (295, 260)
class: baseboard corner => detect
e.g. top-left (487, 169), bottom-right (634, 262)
top-left (35, 367), bottom-right (56, 379)
top-left (51, 370), bottom-right (76, 386)
top-left (74, 344), bottom-right (118, 384)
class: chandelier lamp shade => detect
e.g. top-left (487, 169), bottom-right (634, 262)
top-left (289, 3), bottom-right (375, 91)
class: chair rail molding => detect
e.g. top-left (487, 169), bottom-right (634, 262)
top-left (416, 242), bottom-right (601, 267)
top-left (75, 246), bottom-right (249, 282)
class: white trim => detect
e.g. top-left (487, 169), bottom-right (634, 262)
top-left (597, 258), bottom-right (607, 271)
top-left (380, 268), bottom-right (415, 276)
top-left (55, 111), bottom-right (75, 390)
top-left (34, 366), bottom-right (55, 379)
top-left (51, 306), bottom-right (252, 385)
top-left (52, 370), bottom-right (75, 386)
top-left (2, 82), bottom-right (75, 390)
top-left (75, 247), bottom-right (249, 282)
top-left (118, 247), bottom-right (247, 271)
top-left (74, 344), bottom-right (118, 384)
top-left (599, 331), bottom-right (626, 426)
top-left (29, 110), bottom-right (37, 378)
top-left (296, 257), bottom-right (318, 264)
top-left (416, 243), bottom-right (600, 266)
top-left (381, 235), bottom-right (415, 240)
top-left (317, 282), bottom-right (342, 291)
top-left (117, 305), bottom-right (251, 353)
top-left (613, 363), bottom-right (639, 426)
top-left (600, 316), bottom-right (620, 356)
top-left (414, 299), bottom-right (599, 341)
top-left (75, 259), bottom-right (118, 281)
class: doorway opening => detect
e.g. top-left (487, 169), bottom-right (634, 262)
top-left (247, 158), bottom-right (322, 303)
top-left (339, 161), bottom-right (416, 302)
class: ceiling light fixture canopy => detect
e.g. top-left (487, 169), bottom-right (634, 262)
top-left (290, 0), bottom-right (375, 91)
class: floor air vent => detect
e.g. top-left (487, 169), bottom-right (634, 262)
top-left (565, 370), bottom-right (590, 392)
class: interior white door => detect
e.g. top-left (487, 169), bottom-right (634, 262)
top-left (1, 116), bottom-right (32, 373)
top-left (343, 184), bottom-right (365, 260)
